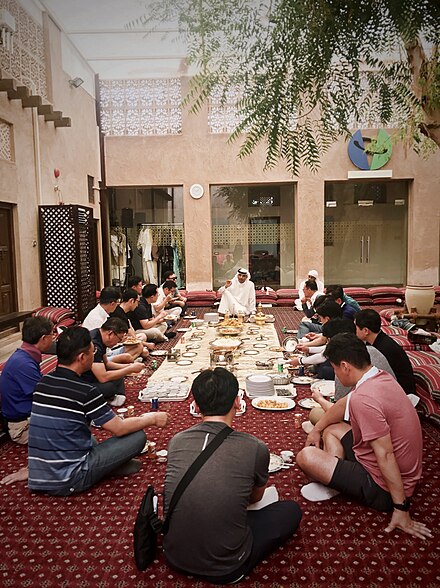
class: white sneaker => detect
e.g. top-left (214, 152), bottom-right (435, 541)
top-left (108, 394), bottom-right (126, 407)
top-left (302, 421), bottom-right (314, 434)
top-left (301, 482), bottom-right (339, 502)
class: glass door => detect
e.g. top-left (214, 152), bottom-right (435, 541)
top-left (210, 184), bottom-right (295, 289)
top-left (324, 181), bottom-right (408, 286)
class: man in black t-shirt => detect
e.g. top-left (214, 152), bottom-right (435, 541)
top-left (110, 288), bottom-right (155, 358)
top-left (128, 284), bottom-right (175, 342)
top-left (82, 318), bottom-right (143, 406)
top-left (355, 309), bottom-right (416, 397)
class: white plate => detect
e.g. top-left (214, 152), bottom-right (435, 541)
top-left (182, 351), bottom-right (197, 357)
top-left (291, 376), bottom-right (315, 385)
top-left (247, 374), bottom-right (272, 383)
top-left (243, 349), bottom-right (259, 355)
top-left (177, 328), bottom-right (191, 332)
top-left (176, 359), bottom-right (193, 366)
top-left (269, 453), bottom-right (284, 473)
top-left (298, 398), bottom-right (321, 409)
top-left (283, 337), bottom-right (298, 352)
top-left (150, 350), bottom-right (168, 356)
top-left (169, 376), bottom-right (188, 383)
top-left (251, 397), bottom-right (295, 411)
top-left (186, 344), bottom-right (201, 349)
top-left (253, 343), bottom-right (268, 349)
top-left (310, 380), bottom-right (335, 397)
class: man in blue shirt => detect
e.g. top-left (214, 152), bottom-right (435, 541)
top-left (326, 285), bottom-right (360, 319)
top-left (28, 326), bottom-right (169, 495)
top-left (0, 316), bottom-right (54, 444)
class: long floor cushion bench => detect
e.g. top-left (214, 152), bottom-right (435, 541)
top-left (184, 286), bottom-right (425, 307)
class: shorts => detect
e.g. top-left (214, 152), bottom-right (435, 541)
top-left (329, 430), bottom-right (393, 512)
top-left (8, 418), bottom-right (30, 444)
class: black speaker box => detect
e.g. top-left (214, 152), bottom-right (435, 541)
top-left (121, 207), bottom-right (134, 228)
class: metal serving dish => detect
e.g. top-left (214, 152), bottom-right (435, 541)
top-left (209, 337), bottom-right (243, 351)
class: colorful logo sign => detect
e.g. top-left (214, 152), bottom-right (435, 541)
top-left (348, 129), bottom-right (392, 170)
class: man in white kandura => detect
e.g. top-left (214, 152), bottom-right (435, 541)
top-left (218, 268), bottom-right (256, 316)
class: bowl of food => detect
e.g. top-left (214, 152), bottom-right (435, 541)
top-left (216, 326), bottom-right (243, 336)
top-left (210, 337), bottom-right (243, 351)
top-left (266, 372), bottom-right (291, 386)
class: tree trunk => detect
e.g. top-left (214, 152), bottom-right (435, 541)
top-left (406, 39), bottom-right (440, 148)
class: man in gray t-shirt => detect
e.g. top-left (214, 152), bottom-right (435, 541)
top-left (163, 368), bottom-right (302, 584)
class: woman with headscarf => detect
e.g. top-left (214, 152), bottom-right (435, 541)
top-left (295, 269), bottom-right (325, 310)
top-left (218, 268), bottom-right (256, 315)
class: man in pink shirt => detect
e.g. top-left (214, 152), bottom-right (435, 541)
top-left (296, 333), bottom-right (431, 540)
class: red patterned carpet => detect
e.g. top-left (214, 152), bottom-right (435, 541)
top-left (0, 307), bottom-right (439, 587)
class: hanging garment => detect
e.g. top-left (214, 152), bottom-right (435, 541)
top-left (137, 228), bottom-right (158, 284)
top-left (110, 229), bottom-right (126, 284)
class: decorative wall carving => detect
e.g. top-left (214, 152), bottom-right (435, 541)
top-left (0, 119), bottom-right (13, 161)
top-left (208, 85), bottom-right (247, 134)
top-left (0, 0), bottom-right (47, 98)
top-left (99, 79), bottom-right (182, 136)
top-left (213, 222), bottom-right (294, 246)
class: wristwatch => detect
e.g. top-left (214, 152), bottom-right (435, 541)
top-left (392, 498), bottom-right (411, 511)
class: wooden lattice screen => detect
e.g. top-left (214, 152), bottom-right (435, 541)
top-left (39, 205), bottom-right (97, 321)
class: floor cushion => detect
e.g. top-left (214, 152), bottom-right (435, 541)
top-left (343, 287), bottom-right (372, 305)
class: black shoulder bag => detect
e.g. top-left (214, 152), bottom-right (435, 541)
top-left (133, 425), bottom-right (233, 571)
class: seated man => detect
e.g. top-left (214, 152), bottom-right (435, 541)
top-left (218, 268), bottom-right (256, 315)
top-left (127, 275), bottom-right (144, 295)
top-left (299, 319), bottom-right (396, 427)
top-left (162, 270), bottom-right (187, 315)
top-left (82, 318), bottom-right (144, 406)
top-left (110, 288), bottom-right (155, 358)
top-left (0, 317), bottom-right (54, 444)
top-left (163, 368), bottom-right (302, 584)
top-left (128, 284), bottom-right (175, 342)
top-left (28, 326), bottom-right (169, 496)
top-left (82, 286), bottom-right (133, 364)
top-left (296, 333), bottom-right (431, 540)
top-left (297, 299), bottom-right (343, 340)
top-left (295, 270), bottom-right (325, 310)
top-left (355, 309), bottom-right (416, 396)
top-left (82, 286), bottom-right (120, 330)
top-left (325, 284), bottom-right (360, 318)
top-left (153, 280), bottom-right (182, 320)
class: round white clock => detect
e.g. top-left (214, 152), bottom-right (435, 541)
top-left (189, 183), bottom-right (204, 199)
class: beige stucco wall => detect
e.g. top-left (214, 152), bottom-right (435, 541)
top-left (105, 76), bottom-right (440, 289)
top-left (0, 8), bottom-right (102, 312)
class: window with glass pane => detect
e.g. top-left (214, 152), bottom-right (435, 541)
top-left (211, 184), bottom-right (295, 289)
top-left (109, 187), bottom-right (185, 287)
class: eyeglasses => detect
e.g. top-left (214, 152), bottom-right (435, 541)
top-left (169, 275), bottom-right (177, 280)
top-left (113, 331), bottom-right (125, 342)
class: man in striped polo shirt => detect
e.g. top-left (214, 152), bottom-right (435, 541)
top-left (28, 326), bottom-right (169, 496)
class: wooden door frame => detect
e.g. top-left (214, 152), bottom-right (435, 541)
top-left (0, 202), bottom-right (18, 315)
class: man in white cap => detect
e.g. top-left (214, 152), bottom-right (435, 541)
top-left (295, 270), bottom-right (325, 310)
top-left (218, 268), bottom-right (256, 315)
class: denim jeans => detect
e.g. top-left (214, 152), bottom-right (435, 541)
top-left (298, 320), bottom-right (323, 339)
top-left (58, 430), bottom-right (146, 495)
